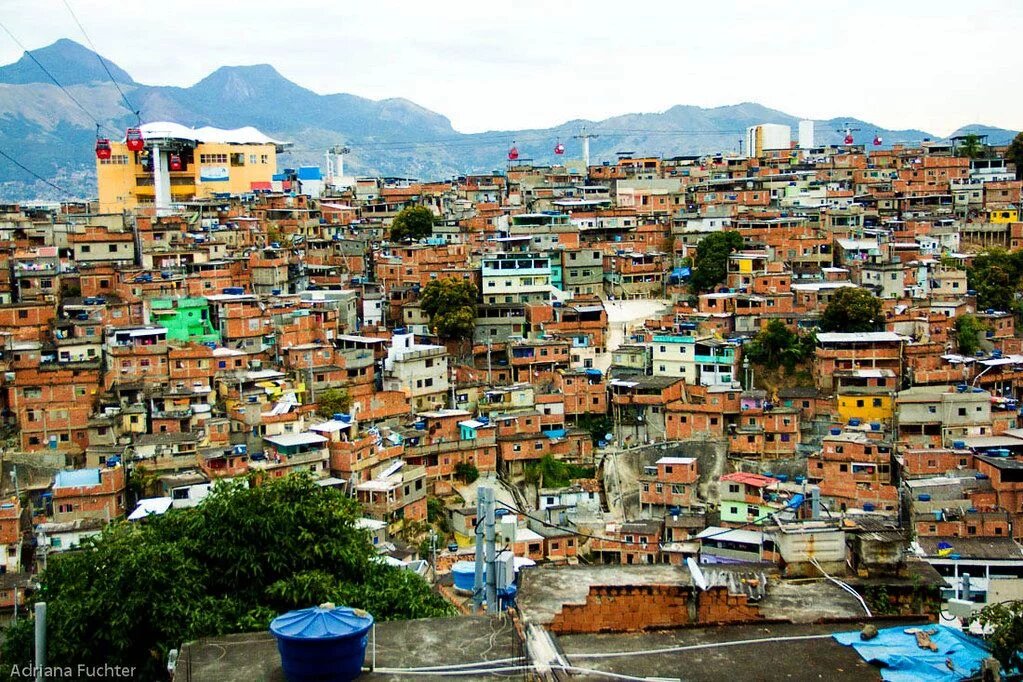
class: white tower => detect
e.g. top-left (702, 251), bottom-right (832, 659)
top-left (798, 120), bottom-right (815, 149)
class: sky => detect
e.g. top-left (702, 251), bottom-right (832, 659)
top-left (1, 0), bottom-right (1021, 136)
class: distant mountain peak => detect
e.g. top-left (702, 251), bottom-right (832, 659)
top-left (189, 63), bottom-right (312, 100)
top-left (0, 38), bottom-right (135, 86)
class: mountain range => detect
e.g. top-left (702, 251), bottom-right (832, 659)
top-left (0, 39), bottom-right (1018, 201)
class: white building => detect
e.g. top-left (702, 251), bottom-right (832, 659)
top-left (746, 123), bottom-right (792, 158)
top-left (383, 333), bottom-right (450, 411)
top-left (481, 253), bottom-right (552, 304)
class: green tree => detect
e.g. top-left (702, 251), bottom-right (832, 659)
top-left (315, 387), bottom-right (352, 417)
top-left (956, 133), bottom-right (985, 159)
top-left (576, 414), bottom-right (614, 445)
top-left (389, 206), bottom-right (435, 242)
top-left (968, 248), bottom-right (1023, 312)
top-left (819, 287), bottom-right (883, 333)
top-left (434, 306), bottom-right (476, 341)
top-left (967, 599), bottom-right (1023, 672)
top-left (0, 475), bottom-right (453, 680)
top-left (1007, 131), bottom-right (1023, 181)
top-left (689, 230), bottom-right (744, 293)
top-left (454, 461), bottom-right (479, 483)
top-left (420, 278), bottom-right (478, 342)
top-left (955, 314), bottom-right (986, 356)
top-left (744, 320), bottom-right (806, 369)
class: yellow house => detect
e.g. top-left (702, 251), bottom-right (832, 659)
top-left (987, 209), bottom-right (1019, 224)
top-left (836, 391), bottom-right (894, 424)
top-left (96, 121), bottom-right (286, 213)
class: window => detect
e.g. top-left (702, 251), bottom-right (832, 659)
top-left (200, 153), bottom-right (228, 164)
top-left (958, 407), bottom-right (967, 416)
top-left (108, 244), bottom-right (118, 253)
top-left (728, 483), bottom-right (740, 493)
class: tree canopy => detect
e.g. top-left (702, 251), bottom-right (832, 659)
top-left (389, 206), bottom-right (435, 242)
top-left (744, 320), bottom-right (815, 369)
top-left (421, 277), bottom-right (478, 341)
top-left (819, 287), bottom-right (883, 333)
top-left (316, 387), bottom-right (352, 417)
top-left (689, 230), bottom-right (744, 293)
top-left (967, 248), bottom-right (1023, 313)
top-left (955, 133), bottom-right (985, 159)
top-left (968, 599), bottom-right (1023, 672)
top-left (1007, 132), bottom-right (1023, 181)
top-left (0, 474), bottom-right (453, 681)
top-left (954, 314), bottom-right (986, 356)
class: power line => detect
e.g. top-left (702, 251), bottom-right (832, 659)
top-left (0, 148), bottom-right (74, 196)
top-left (494, 499), bottom-right (792, 548)
top-left (0, 20), bottom-right (106, 131)
top-left (60, 0), bottom-right (139, 120)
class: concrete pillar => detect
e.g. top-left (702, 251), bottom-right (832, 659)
top-left (152, 143), bottom-right (171, 216)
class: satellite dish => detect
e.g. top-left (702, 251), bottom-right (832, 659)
top-left (604, 433), bottom-right (613, 441)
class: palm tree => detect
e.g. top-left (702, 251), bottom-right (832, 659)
top-left (957, 133), bottom-right (985, 159)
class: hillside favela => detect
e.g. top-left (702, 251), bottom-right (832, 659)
top-left (0, 3), bottom-right (1023, 681)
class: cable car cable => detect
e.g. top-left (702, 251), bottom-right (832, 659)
top-left (0, 20), bottom-right (108, 131)
top-left (0, 148), bottom-right (74, 196)
top-left (60, 0), bottom-right (140, 120)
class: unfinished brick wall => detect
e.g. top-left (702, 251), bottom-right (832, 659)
top-left (549, 584), bottom-right (691, 634)
top-left (548, 584), bottom-right (763, 634)
top-left (696, 586), bottom-right (763, 624)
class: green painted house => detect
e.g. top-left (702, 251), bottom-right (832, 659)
top-left (150, 297), bottom-right (220, 344)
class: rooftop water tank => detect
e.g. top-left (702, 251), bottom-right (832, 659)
top-left (863, 502), bottom-right (875, 512)
top-left (270, 603), bottom-right (374, 682)
top-left (848, 418), bottom-right (861, 427)
top-left (918, 494), bottom-right (931, 502)
top-left (952, 441), bottom-right (966, 449)
top-left (829, 428), bottom-right (841, 435)
top-left (452, 560), bottom-right (482, 594)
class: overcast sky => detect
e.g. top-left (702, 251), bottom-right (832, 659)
top-left (1, 0), bottom-right (1021, 135)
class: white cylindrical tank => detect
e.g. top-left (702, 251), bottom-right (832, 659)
top-left (798, 120), bottom-right (815, 149)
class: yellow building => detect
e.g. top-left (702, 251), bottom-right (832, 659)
top-left (836, 391), bottom-right (894, 425)
top-left (96, 121), bottom-right (286, 213)
top-left (987, 208), bottom-right (1019, 224)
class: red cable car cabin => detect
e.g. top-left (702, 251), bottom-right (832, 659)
top-left (873, 135), bottom-right (883, 146)
top-left (95, 138), bottom-right (112, 160)
top-left (125, 127), bottom-right (144, 152)
top-left (844, 134), bottom-right (854, 145)
top-left (554, 142), bottom-right (565, 155)
top-left (169, 153), bottom-right (183, 171)
top-left (507, 145), bottom-right (519, 161)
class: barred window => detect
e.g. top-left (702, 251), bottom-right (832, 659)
top-left (200, 153), bottom-right (228, 164)
top-left (100, 155), bottom-right (129, 165)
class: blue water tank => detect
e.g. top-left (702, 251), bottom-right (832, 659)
top-left (870, 422), bottom-right (881, 431)
top-left (270, 604), bottom-right (374, 682)
top-left (777, 474), bottom-right (789, 483)
top-left (952, 441), bottom-right (966, 449)
top-left (918, 494), bottom-right (931, 502)
top-left (848, 418), bottom-right (861, 427)
top-left (863, 502), bottom-right (875, 512)
top-left (452, 561), bottom-right (481, 593)
top-left (829, 428), bottom-right (841, 435)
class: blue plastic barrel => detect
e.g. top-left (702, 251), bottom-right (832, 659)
top-left (863, 503), bottom-right (875, 512)
top-left (270, 604), bottom-right (374, 682)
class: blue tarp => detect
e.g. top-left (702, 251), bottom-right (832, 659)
top-left (833, 624), bottom-right (990, 681)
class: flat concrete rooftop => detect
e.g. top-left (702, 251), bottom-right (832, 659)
top-left (556, 619), bottom-right (916, 681)
top-left (175, 614), bottom-right (521, 682)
